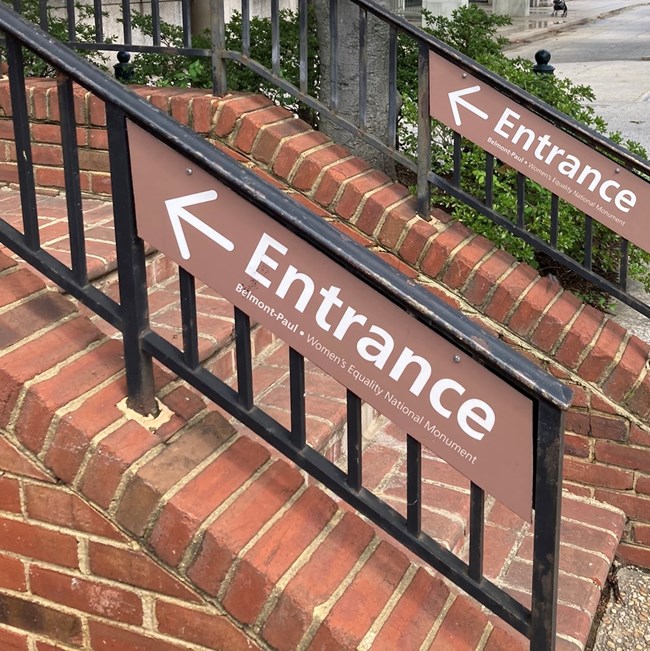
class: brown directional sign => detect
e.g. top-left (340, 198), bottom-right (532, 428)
top-left (429, 51), bottom-right (650, 255)
top-left (127, 120), bottom-right (534, 520)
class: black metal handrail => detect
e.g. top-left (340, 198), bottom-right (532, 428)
top-left (11, 0), bottom-right (650, 320)
top-left (0, 5), bottom-right (570, 649)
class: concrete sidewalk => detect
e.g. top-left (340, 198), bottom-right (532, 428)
top-left (495, 0), bottom-right (645, 45)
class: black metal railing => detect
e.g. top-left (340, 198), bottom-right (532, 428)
top-left (0, 5), bottom-right (571, 649)
top-left (18, 0), bottom-right (650, 321)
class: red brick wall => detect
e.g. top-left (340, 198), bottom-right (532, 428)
top-left (1, 79), bottom-right (649, 566)
top-left (0, 441), bottom-right (262, 650)
top-left (1, 248), bottom-right (541, 650)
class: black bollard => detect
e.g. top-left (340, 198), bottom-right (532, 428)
top-left (114, 51), bottom-right (133, 83)
top-left (533, 49), bottom-right (555, 75)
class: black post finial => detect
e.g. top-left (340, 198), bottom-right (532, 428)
top-left (533, 49), bottom-right (555, 75)
top-left (114, 50), bottom-right (133, 83)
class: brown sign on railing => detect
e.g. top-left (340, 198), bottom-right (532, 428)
top-left (127, 120), bottom-right (534, 520)
top-left (429, 51), bottom-right (650, 254)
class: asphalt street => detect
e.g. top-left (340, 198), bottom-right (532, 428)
top-left (505, 1), bottom-right (650, 153)
top-left (499, 2), bottom-right (650, 344)
top-left (502, 7), bottom-right (650, 648)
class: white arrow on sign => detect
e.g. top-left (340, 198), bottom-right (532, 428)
top-left (165, 190), bottom-right (234, 260)
top-left (448, 86), bottom-right (489, 127)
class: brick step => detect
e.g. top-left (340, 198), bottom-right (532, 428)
top-left (0, 221), bottom-right (625, 651)
top-left (334, 417), bottom-right (626, 650)
top-left (0, 188), bottom-right (626, 650)
top-left (0, 188), bottom-right (353, 458)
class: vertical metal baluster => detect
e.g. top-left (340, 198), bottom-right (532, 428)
top-left (453, 132), bottom-right (461, 187)
top-left (93, 0), bottom-right (104, 43)
top-left (39, 0), bottom-right (48, 31)
top-left (406, 435), bottom-right (421, 536)
top-left (234, 307), bottom-right (254, 409)
top-left (151, 0), bottom-right (161, 47)
top-left (271, 0), bottom-right (280, 77)
top-left (550, 194), bottom-right (559, 248)
top-left (347, 390), bottom-right (362, 491)
top-left (584, 215), bottom-right (593, 271)
top-left (242, 0), bottom-right (250, 57)
top-left (179, 268), bottom-right (199, 368)
top-left (530, 400), bottom-right (564, 651)
top-left (57, 74), bottom-right (87, 285)
top-left (12, 0), bottom-right (21, 13)
top-left (290, 348), bottom-right (306, 448)
top-left (121, 0), bottom-right (131, 45)
top-left (106, 105), bottom-right (157, 415)
top-left (417, 43), bottom-right (431, 219)
top-left (358, 7), bottom-right (367, 130)
top-left (299, 0), bottom-right (308, 93)
top-left (329, 0), bottom-right (338, 111)
top-left (468, 483), bottom-right (485, 581)
top-left (485, 152), bottom-right (494, 208)
top-left (388, 25), bottom-right (398, 150)
top-left (181, 0), bottom-right (192, 48)
top-left (619, 239), bottom-right (629, 291)
top-left (66, 1), bottom-right (75, 42)
top-left (6, 35), bottom-right (39, 250)
top-left (211, 0), bottom-right (226, 96)
top-left (516, 172), bottom-right (525, 228)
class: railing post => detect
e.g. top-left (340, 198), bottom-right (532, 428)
top-left (105, 105), bottom-right (158, 416)
top-left (417, 42), bottom-right (432, 219)
top-left (530, 400), bottom-right (565, 650)
top-left (210, 0), bottom-right (227, 96)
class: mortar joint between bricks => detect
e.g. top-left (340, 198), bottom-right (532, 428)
top-left (547, 301), bottom-right (586, 358)
top-left (286, 141), bottom-right (334, 186)
top-left (214, 483), bottom-right (310, 603)
top-left (307, 154), bottom-right (355, 201)
top-left (595, 333), bottom-right (631, 393)
top-left (459, 246), bottom-right (501, 297)
top-left (416, 219), bottom-right (455, 267)
top-left (474, 621), bottom-right (495, 651)
top-left (418, 592), bottom-right (457, 650)
top-left (141, 430), bottom-right (243, 543)
top-left (528, 289), bottom-right (568, 349)
top-left (500, 272), bottom-right (540, 325)
top-left (621, 359), bottom-right (650, 406)
top-left (3, 333), bottom-right (108, 444)
top-left (105, 438), bottom-right (170, 517)
top-left (330, 168), bottom-right (375, 213)
top-left (379, 201), bottom-right (421, 251)
top-left (574, 317), bottom-right (609, 372)
top-left (263, 119), bottom-right (308, 169)
top-left (0, 285), bottom-right (49, 317)
top-left (473, 260), bottom-right (521, 313)
top-left (251, 509), bottom-right (345, 635)
top-left (177, 457), bottom-right (278, 575)
top-left (348, 180), bottom-right (394, 225)
top-left (358, 563), bottom-right (419, 649)
top-left (37, 365), bottom-right (128, 465)
top-left (71, 416), bottom-right (130, 490)
top-left (296, 535), bottom-right (382, 650)
top-left (228, 104), bottom-right (283, 149)
top-left (433, 230), bottom-right (477, 281)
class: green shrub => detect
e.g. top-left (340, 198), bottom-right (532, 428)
top-left (397, 6), bottom-right (650, 305)
top-left (2, 0), bottom-right (111, 76)
top-left (124, 8), bottom-right (319, 124)
top-left (11, 1), bottom-right (649, 305)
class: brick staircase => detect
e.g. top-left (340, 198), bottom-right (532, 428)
top-left (0, 184), bottom-right (626, 650)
